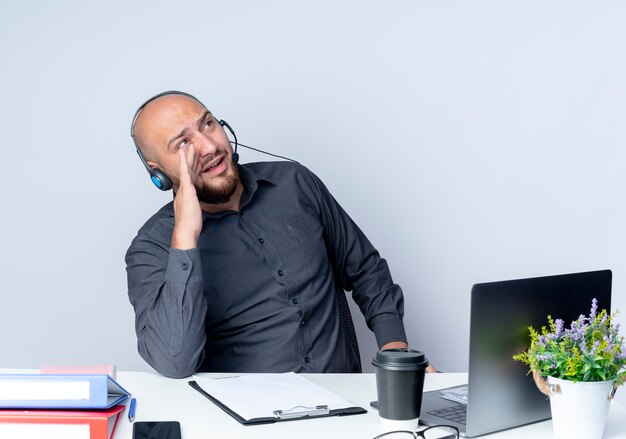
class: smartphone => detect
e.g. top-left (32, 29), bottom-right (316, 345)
top-left (132, 421), bottom-right (182, 439)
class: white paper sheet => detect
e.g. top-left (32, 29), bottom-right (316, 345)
top-left (438, 385), bottom-right (468, 405)
top-left (193, 372), bottom-right (359, 421)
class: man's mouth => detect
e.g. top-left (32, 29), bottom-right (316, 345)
top-left (202, 155), bottom-right (227, 175)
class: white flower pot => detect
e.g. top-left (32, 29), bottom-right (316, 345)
top-left (547, 376), bottom-right (615, 439)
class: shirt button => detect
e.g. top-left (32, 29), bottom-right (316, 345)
top-left (258, 238), bottom-right (265, 244)
top-left (304, 357), bottom-right (311, 363)
top-left (182, 263), bottom-right (189, 271)
top-left (277, 270), bottom-right (283, 276)
top-left (292, 298), bottom-right (299, 305)
top-left (301, 320), bottom-right (306, 326)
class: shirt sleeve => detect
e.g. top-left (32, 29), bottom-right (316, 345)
top-left (126, 230), bottom-right (208, 378)
top-left (301, 167), bottom-right (408, 348)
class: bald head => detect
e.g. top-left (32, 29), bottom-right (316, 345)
top-left (132, 93), bottom-right (207, 160)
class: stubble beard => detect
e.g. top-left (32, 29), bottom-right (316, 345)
top-left (195, 162), bottom-right (240, 204)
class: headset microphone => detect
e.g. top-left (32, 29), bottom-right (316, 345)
top-left (219, 120), bottom-right (239, 164)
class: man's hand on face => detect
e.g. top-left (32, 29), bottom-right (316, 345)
top-left (171, 145), bottom-right (202, 250)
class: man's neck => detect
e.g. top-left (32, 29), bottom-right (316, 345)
top-left (199, 181), bottom-right (245, 213)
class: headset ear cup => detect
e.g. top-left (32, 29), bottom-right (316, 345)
top-left (135, 149), bottom-right (173, 191)
top-left (149, 169), bottom-right (173, 191)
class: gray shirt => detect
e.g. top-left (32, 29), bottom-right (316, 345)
top-left (126, 162), bottom-right (406, 378)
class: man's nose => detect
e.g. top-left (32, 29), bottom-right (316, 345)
top-left (194, 133), bottom-right (218, 156)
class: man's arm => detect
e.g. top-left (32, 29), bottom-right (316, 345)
top-left (126, 244), bottom-right (207, 378)
top-left (171, 146), bottom-right (203, 250)
top-left (301, 167), bottom-right (408, 349)
top-left (126, 146), bottom-right (207, 378)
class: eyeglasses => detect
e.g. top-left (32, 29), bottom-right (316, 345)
top-left (373, 425), bottom-right (460, 439)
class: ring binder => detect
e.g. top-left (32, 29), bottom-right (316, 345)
top-left (273, 405), bottom-right (330, 419)
top-left (0, 374), bottom-right (130, 409)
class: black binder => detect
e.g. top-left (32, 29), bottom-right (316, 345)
top-left (188, 375), bottom-right (366, 426)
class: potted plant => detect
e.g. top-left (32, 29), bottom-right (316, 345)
top-left (513, 298), bottom-right (626, 439)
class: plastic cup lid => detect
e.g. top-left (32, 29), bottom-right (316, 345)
top-left (372, 348), bottom-right (429, 371)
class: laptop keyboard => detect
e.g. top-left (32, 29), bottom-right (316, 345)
top-left (427, 404), bottom-right (467, 425)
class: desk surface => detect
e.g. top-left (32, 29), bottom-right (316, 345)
top-left (109, 371), bottom-right (626, 439)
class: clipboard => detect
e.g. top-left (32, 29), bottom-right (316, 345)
top-left (188, 372), bottom-right (366, 425)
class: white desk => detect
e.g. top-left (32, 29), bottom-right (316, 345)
top-left (112, 371), bottom-right (626, 439)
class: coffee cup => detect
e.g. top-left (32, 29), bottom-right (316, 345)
top-left (372, 348), bottom-right (429, 431)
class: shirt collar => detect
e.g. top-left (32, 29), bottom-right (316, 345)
top-left (200, 163), bottom-right (276, 219)
top-left (238, 163), bottom-right (276, 194)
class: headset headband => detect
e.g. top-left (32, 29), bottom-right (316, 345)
top-left (130, 90), bottom-right (202, 145)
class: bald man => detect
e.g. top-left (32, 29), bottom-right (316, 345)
top-left (126, 91), bottom-right (409, 378)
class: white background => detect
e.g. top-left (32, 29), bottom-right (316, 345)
top-left (1, 0), bottom-right (625, 404)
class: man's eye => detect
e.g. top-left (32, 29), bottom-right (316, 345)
top-left (203, 120), bottom-right (213, 130)
top-left (178, 140), bottom-right (188, 149)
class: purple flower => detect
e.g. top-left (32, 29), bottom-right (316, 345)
top-left (536, 354), bottom-right (552, 362)
top-left (555, 319), bottom-right (564, 337)
top-left (538, 335), bottom-right (546, 345)
top-left (590, 298), bottom-right (598, 319)
top-left (600, 313), bottom-right (608, 325)
top-left (591, 340), bottom-right (600, 354)
top-left (571, 314), bottom-right (587, 331)
top-left (580, 339), bottom-right (588, 353)
top-left (568, 322), bottom-right (586, 342)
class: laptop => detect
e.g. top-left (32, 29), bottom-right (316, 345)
top-left (419, 269), bottom-right (612, 437)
